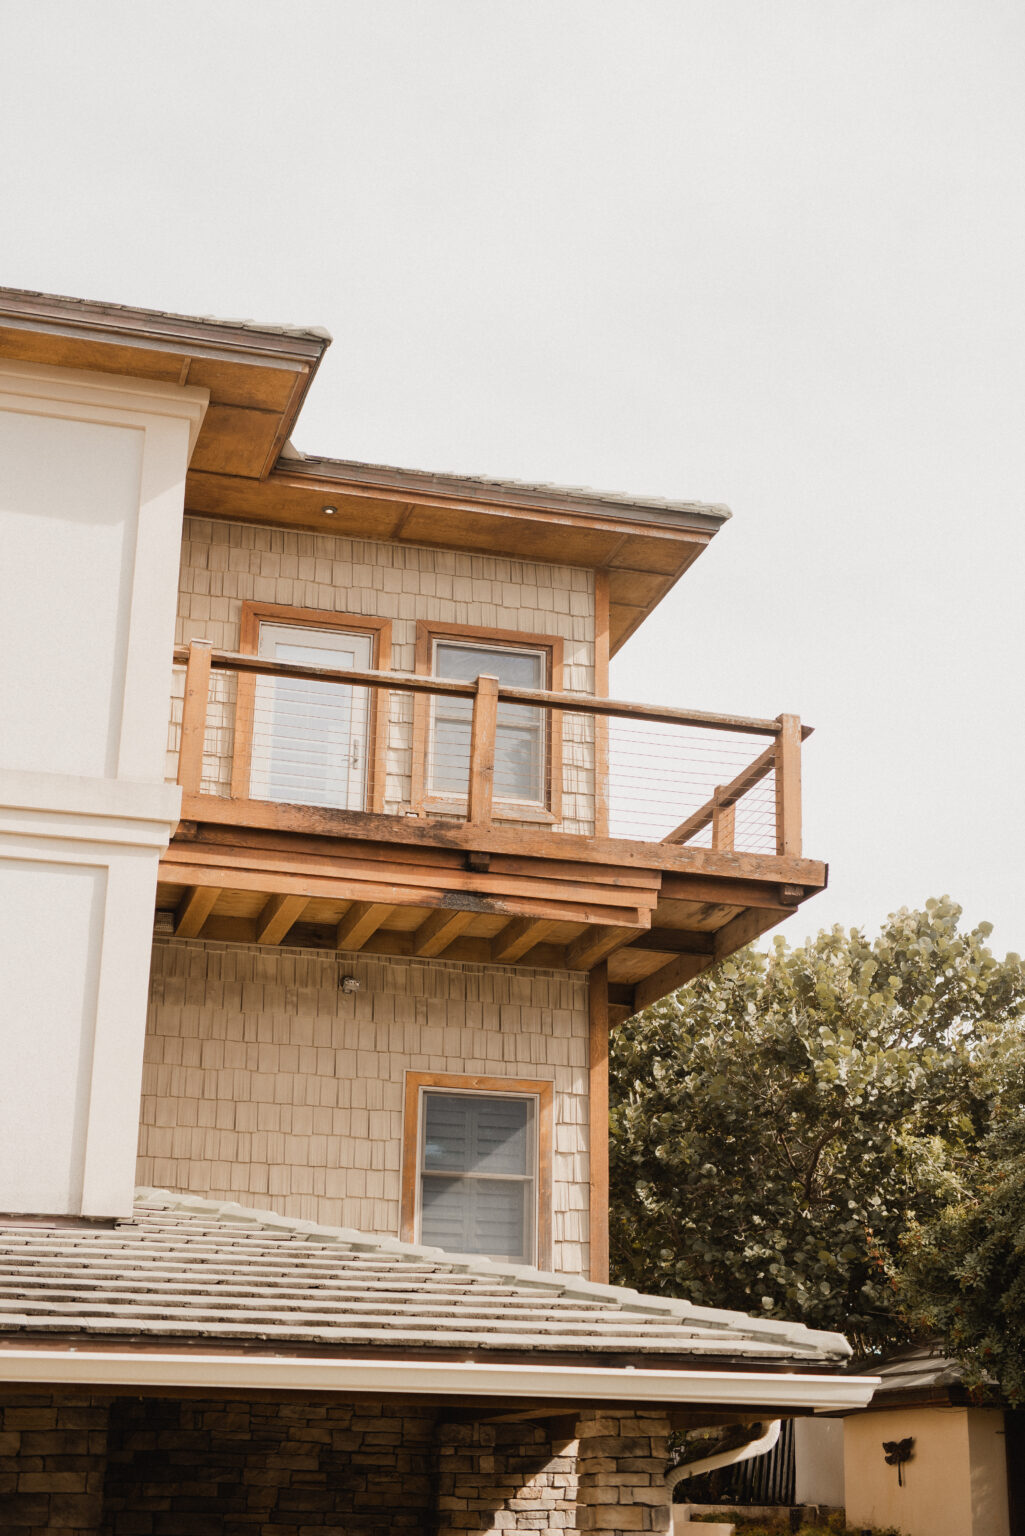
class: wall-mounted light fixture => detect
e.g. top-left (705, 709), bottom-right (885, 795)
top-left (882, 1437), bottom-right (913, 1487)
top-left (339, 975), bottom-right (361, 994)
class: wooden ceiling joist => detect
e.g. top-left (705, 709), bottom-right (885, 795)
top-left (412, 908), bottom-right (476, 958)
top-left (491, 917), bottom-right (559, 965)
top-left (254, 892), bottom-right (308, 945)
top-left (174, 885), bottom-right (221, 939)
top-left (335, 901), bottom-right (394, 952)
top-left (565, 924), bottom-right (647, 973)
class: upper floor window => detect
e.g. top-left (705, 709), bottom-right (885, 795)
top-left (430, 639), bottom-right (547, 806)
top-left (231, 603), bottom-right (392, 813)
top-left (413, 623), bottom-right (564, 821)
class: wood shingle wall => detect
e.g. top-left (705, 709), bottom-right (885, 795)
top-left (137, 939), bottom-right (591, 1276)
top-left (167, 516), bottom-right (598, 833)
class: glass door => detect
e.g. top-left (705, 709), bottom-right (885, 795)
top-left (250, 624), bottom-right (374, 809)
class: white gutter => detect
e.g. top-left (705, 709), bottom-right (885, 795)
top-left (0, 1350), bottom-right (878, 1411)
top-left (667, 1418), bottom-right (781, 1488)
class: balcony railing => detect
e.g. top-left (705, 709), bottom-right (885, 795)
top-left (169, 640), bottom-right (806, 857)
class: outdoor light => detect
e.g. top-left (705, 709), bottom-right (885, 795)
top-left (339, 975), bottom-right (361, 993)
top-left (322, 504), bottom-right (337, 516)
top-left (882, 1437), bottom-right (913, 1486)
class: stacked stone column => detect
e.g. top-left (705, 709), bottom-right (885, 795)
top-left (573, 1410), bottom-right (672, 1534)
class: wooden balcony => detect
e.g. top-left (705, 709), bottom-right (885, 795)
top-left (158, 641), bottom-right (826, 1016)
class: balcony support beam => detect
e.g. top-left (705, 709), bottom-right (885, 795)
top-left (335, 901), bottom-right (394, 952)
top-left (174, 885), bottom-right (220, 939)
top-left (412, 908), bottom-right (476, 958)
top-left (491, 917), bottom-right (558, 965)
top-left (255, 893), bottom-right (307, 946)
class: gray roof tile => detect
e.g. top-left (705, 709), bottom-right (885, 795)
top-left (0, 1191), bottom-right (849, 1366)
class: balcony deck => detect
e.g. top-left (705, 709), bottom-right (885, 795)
top-left (158, 642), bottom-right (826, 1017)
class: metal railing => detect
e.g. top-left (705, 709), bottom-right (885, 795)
top-left (170, 641), bottom-right (806, 856)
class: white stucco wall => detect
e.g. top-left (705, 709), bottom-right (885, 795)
top-left (0, 360), bottom-right (206, 1217)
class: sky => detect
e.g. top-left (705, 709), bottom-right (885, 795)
top-left (3, 0), bottom-right (1023, 954)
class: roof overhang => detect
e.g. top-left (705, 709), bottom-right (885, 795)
top-left (0, 284), bottom-right (730, 652)
top-left (0, 1347), bottom-right (878, 1414)
top-left (0, 285), bottom-right (329, 482)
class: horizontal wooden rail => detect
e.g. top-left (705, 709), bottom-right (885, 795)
top-left (172, 643), bottom-right (800, 737)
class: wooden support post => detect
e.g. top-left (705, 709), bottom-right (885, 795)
top-left (177, 640), bottom-right (213, 795)
top-left (711, 786), bottom-right (735, 851)
top-left (335, 901), bottom-right (394, 952)
top-left (467, 673), bottom-right (499, 827)
top-left (593, 569), bottom-right (611, 840)
top-left (588, 961), bottom-right (610, 1285)
top-left (255, 893), bottom-right (308, 946)
top-left (775, 713), bottom-right (803, 857)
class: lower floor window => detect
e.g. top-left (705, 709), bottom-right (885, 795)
top-left (401, 1073), bottom-right (553, 1267)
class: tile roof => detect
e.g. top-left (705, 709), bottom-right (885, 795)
top-left (0, 1191), bottom-right (848, 1367)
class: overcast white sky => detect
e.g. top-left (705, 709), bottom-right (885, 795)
top-left (3, 1), bottom-right (1023, 953)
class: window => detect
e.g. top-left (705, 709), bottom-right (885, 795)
top-left (401, 1072), bottom-right (553, 1266)
top-left (412, 623), bottom-right (564, 821)
top-left (430, 640), bottom-right (546, 805)
top-left (231, 604), bottom-right (391, 812)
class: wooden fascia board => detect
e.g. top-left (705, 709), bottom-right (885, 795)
top-left (177, 793), bottom-right (828, 890)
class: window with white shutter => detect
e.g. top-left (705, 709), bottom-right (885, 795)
top-left (417, 1090), bottom-right (538, 1263)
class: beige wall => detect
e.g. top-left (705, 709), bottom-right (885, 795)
top-left (168, 515), bottom-right (597, 832)
top-left (138, 938), bottom-right (591, 1275)
top-left (844, 1405), bottom-right (1009, 1536)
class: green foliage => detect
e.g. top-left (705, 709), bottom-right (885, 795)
top-left (609, 898), bottom-right (1025, 1354)
top-left (899, 1033), bottom-right (1025, 1404)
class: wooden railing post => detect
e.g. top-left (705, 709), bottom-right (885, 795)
top-left (467, 673), bottom-right (499, 827)
top-left (711, 786), bottom-right (735, 851)
top-left (775, 713), bottom-right (802, 857)
top-left (177, 639), bottom-right (213, 795)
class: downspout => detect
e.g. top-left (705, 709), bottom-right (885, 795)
top-left (666, 1418), bottom-right (782, 1490)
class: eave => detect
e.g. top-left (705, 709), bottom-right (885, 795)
top-left (0, 1348), bottom-right (876, 1415)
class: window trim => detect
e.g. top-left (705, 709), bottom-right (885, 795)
top-left (410, 621), bottom-right (564, 824)
top-left (400, 1071), bottom-right (554, 1268)
top-left (230, 601), bottom-right (392, 812)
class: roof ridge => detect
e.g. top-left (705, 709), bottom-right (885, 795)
top-left (133, 1188), bottom-right (850, 1358)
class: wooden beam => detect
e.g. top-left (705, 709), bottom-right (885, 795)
top-left (412, 907), bottom-right (476, 958)
top-left (176, 640), bottom-right (213, 795)
top-left (254, 892), bottom-right (307, 945)
top-left (588, 963), bottom-right (610, 1284)
top-left (335, 901), bottom-right (394, 952)
top-left (632, 952), bottom-right (709, 1013)
top-left (714, 905), bottom-right (791, 960)
top-left (178, 792), bottom-right (828, 889)
top-left (491, 916), bottom-right (558, 965)
top-left (775, 714), bottom-right (802, 857)
top-left (174, 884), bottom-right (220, 939)
top-left (467, 673), bottom-right (499, 827)
top-left (608, 1004), bottom-right (633, 1028)
top-left (566, 924), bottom-right (645, 972)
top-left (174, 644), bottom-right (787, 737)
top-left (628, 928), bottom-right (716, 955)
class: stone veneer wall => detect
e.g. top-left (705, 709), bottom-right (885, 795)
top-left (0, 1394), bottom-right (671, 1535)
top-left (168, 515), bottom-right (597, 833)
top-left (137, 938), bottom-right (591, 1276)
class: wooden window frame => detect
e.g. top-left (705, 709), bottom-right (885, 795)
top-left (410, 621), bottom-right (564, 824)
top-left (230, 602), bottom-right (393, 812)
top-left (400, 1071), bottom-right (554, 1269)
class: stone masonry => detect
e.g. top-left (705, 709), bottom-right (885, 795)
top-left (0, 1394), bottom-right (672, 1535)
